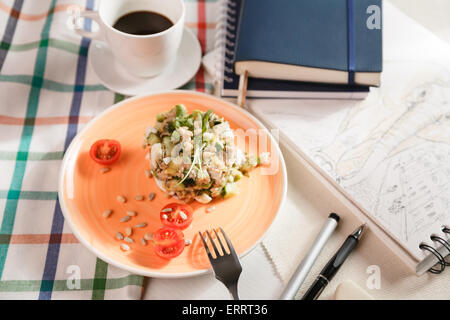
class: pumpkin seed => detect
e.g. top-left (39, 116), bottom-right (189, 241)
top-left (100, 167), bottom-right (110, 174)
top-left (120, 216), bottom-right (131, 223)
top-left (124, 237), bottom-right (134, 243)
top-left (126, 210), bottom-right (137, 217)
top-left (102, 209), bottom-right (112, 218)
top-left (116, 232), bottom-right (124, 240)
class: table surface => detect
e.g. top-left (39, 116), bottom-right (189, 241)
top-left (0, 0), bottom-right (447, 300)
top-left (142, 0), bottom-right (450, 300)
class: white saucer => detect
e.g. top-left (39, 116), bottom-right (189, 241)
top-left (89, 27), bottom-right (202, 96)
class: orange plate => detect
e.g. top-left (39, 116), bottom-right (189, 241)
top-left (58, 91), bottom-right (287, 278)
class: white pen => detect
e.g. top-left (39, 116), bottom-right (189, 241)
top-left (279, 213), bottom-right (340, 300)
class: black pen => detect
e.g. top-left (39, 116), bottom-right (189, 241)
top-left (301, 224), bottom-right (366, 300)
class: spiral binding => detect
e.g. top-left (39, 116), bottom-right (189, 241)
top-left (430, 235), bottom-right (450, 266)
top-left (419, 226), bottom-right (450, 274)
top-left (214, 0), bottom-right (238, 86)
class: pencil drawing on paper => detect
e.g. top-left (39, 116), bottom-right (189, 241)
top-left (313, 76), bottom-right (450, 253)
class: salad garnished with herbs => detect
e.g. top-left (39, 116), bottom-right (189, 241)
top-left (143, 105), bottom-right (269, 204)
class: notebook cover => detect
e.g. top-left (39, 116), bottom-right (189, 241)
top-left (220, 0), bottom-right (370, 98)
top-left (235, 0), bottom-right (382, 73)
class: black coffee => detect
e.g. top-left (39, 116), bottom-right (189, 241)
top-left (113, 11), bottom-right (173, 35)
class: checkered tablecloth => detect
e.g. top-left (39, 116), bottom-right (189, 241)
top-left (0, 0), bottom-right (216, 299)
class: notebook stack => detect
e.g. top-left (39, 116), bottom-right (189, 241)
top-left (213, 0), bottom-right (382, 99)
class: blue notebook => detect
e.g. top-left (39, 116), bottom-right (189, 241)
top-left (234, 0), bottom-right (382, 86)
top-left (216, 0), bottom-right (372, 99)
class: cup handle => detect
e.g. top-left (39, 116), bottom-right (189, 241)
top-left (72, 10), bottom-right (103, 40)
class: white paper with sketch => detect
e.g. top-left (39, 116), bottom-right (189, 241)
top-left (250, 2), bottom-right (450, 264)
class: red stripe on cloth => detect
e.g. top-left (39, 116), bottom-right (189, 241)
top-left (185, 22), bottom-right (216, 29)
top-left (0, 1), bottom-right (217, 27)
top-left (195, 0), bottom-right (207, 92)
top-left (0, 2), bottom-right (77, 21)
top-left (196, 0), bottom-right (207, 52)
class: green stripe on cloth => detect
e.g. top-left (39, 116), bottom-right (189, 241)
top-left (91, 258), bottom-right (108, 300)
top-left (0, 151), bottom-right (64, 161)
top-left (0, 0), bottom-right (58, 278)
top-left (0, 190), bottom-right (57, 200)
top-left (0, 275), bottom-right (143, 292)
top-left (0, 75), bottom-right (106, 91)
top-left (0, 38), bottom-right (86, 55)
top-left (0, 75), bottom-right (214, 94)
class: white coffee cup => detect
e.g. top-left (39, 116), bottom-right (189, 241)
top-left (74, 0), bottom-right (185, 78)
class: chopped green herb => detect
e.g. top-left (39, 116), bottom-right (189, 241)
top-left (175, 104), bottom-right (187, 117)
top-left (202, 109), bottom-right (213, 133)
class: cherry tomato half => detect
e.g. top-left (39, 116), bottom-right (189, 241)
top-left (160, 203), bottom-right (194, 230)
top-left (89, 139), bottom-right (121, 165)
top-left (153, 227), bottom-right (185, 259)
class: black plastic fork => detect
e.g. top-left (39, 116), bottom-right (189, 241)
top-left (199, 227), bottom-right (242, 300)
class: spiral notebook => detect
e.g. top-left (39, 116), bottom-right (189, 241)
top-left (247, 0), bottom-right (450, 276)
top-left (213, 0), bottom-right (370, 99)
